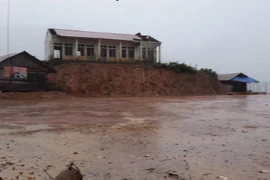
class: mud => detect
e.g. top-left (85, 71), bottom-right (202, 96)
top-left (0, 94), bottom-right (270, 180)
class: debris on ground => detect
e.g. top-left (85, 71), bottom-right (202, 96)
top-left (183, 160), bottom-right (190, 170)
top-left (46, 163), bottom-right (83, 180)
top-left (259, 170), bottom-right (270, 173)
top-left (166, 171), bottom-right (180, 179)
top-left (146, 168), bottom-right (155, 172)
top-left (217, 176), bottom-right (228, 179)
top-left (16, 175), bottom-right (22, 180)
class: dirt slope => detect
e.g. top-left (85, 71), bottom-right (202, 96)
top-left (47, 64), bottom-right (227, 96)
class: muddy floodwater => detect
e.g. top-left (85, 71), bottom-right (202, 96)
top-left (0, 95), bottom-right (270, 180)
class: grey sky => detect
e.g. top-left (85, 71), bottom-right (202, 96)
top-left (0, 0), bottom-right (269, 80)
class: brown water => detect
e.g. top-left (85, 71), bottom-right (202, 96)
top-left (0, 95), bottom-right (269, 180)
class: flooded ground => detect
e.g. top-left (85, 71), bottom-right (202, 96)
top-left (0, 95), bottom-right (270, 180)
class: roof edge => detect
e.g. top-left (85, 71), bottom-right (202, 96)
top-left (218, 72), bottom-right (249, 81)
top-left (49, 28), bottom-right (142, 38)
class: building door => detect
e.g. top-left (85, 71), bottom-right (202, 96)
top-left (54, 43), bottom-right (63, 59)
top-left (148, 48), bottom-right (155, 62)
top-left (54, 47), bottom-right (62, 59)
top-left (100, 46), bottom-right (107, 61)
top-left (87, 45), bottom-right (95, 61)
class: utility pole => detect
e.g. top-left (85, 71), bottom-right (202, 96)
top-left (7, 0), bottom-right (13, 92)
top-left (7, 0), bottom-right (10, 56)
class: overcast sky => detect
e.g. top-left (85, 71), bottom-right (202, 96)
top-left (0, 0), bottom-right (269, 80)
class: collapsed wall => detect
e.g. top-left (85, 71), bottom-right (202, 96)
top-left (47, 64), bottom-right (227, 96)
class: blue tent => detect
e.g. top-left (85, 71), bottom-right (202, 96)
top-left (232, 77), bottom-right (259, 83)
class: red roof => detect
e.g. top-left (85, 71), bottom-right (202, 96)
top-left (50, 29), bottom-right (141, 42)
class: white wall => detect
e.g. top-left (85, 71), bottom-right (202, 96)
top-left (247, 82), bottom-right (270, 94)
top-left (44, 31), bottom-right (52, 60)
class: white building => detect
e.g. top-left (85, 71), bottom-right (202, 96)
top-left (45, 28), bottom-right (161, 64)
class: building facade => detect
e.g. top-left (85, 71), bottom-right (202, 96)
top-left (45, 29), bottom-right (161, 64)
top-left (0, 51), bottom-right (51, 91)
top-left (218, 73), bottom-right (259, 92)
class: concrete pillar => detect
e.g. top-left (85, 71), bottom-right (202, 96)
top-left (153, 47), bottom-right (157, 60)
top-left (136, 44), bottom-right (141, 60)
top-left (61, 44), bottom-right (64, 59)
top-left (135, 46), bottom-right (138, 59)
top-left (97, 39), bottom-right (101, 60)
top-left (139, 43), bottom-right (142, 60)
top-left (119, 42), bottom-right (122, 59)
top-left (158, 45), bottom-right (161, 63)
top-left (74, 38), bottom-right (78, 59)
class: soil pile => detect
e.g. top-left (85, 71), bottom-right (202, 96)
top-left (47, 64), bottom-right (227, 96)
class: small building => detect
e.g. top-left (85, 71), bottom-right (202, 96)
top-left (44, 28), bottom-right (161, 64)
top-left (218, 73), bottom-right (259, 92)
top-left (0, 51), bottom-right (51, 91)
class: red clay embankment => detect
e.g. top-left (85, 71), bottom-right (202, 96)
top-left (47, 64), bottom-right (227, 96)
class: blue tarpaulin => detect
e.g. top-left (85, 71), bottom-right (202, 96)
top-left (232, 77), bottom-right (259, 83)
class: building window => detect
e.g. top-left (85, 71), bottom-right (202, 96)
top-left (128, 47), bottom-right (135, 58)
top-left (101, 46), bottom-right (107, 57)
top-left (54, 43), bottom-right (62, 47)
top-left (109, 46), bottom-right (116, 58)
top-left (78, 44), bottom-right (85, 56)
top-left (87, 45), bottom-right (94, 57)
top-left (122, 47), bottom-right (127, 58)
top-left (65, 43), bottom-right (73, 56)
top-left (142, 48), bottom-right (146, 59)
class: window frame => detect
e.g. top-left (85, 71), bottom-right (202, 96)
top-left (54, 43), bottom-right (62, 47)
top-left (101, 46), bottom-right (107, 58)
top-left (122, 47), bottom-right (127, 58)
top-left (64, 43), bottom-right (73, 56)
top-left (128, 47), bottom-right (135, 58)
top-left (109, 46), bottom-right (116, 58)
top-left (86, 45), bottom-right (95, 57)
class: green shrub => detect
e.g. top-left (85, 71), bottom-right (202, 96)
top-left (199, 68), bottom-right (218, 78)
top-left (154, 62), bottom-right (218, 78)
top-left (154, 62), bottom-right (197, 74)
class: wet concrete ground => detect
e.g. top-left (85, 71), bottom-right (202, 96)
top-left (0, 95), bottom-right (270, 180)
